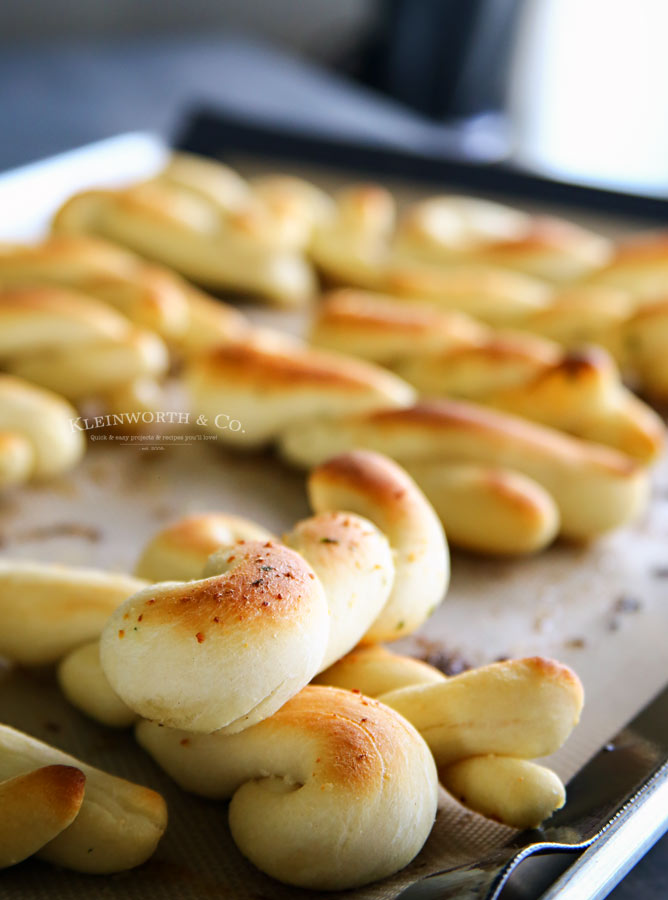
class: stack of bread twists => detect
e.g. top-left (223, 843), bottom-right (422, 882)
top-left (51, 153), bottom-right (668, 402)
top-left (0, 233), bottom-right (252, 484)
top-left (0, 451), bottom-right (583, 890)
top-left (44, 154), bottom-right (664, 554)
top-left (187, 332), bottom-right (651, 555)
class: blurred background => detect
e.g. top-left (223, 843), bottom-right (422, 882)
top-left (3, 0), bottom-right (668, 202)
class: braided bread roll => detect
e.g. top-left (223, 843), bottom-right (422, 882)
top-left (185, 328), bottom-right (564, 554)
top-left (52, 174), bottom-right (316, 306)
top-left (100, 451), bottom-right (448, 731)
top-left (0, 235), bottom-right (250, 355)
top-left (0, 286), bottom-right (168, 404)
top-left (137, 685), bottom-right (438, 890)
top-left (279, 399), bottom-right (649, 540)
top-left (135, 512), bottom-right (275, 582)
top-left (0, 375), bottom-right (84, 487)
top-left (393, 195), bottom-right (612, 282)
top-left (101, 541), bottom-right (330, 733)
top-left (0, 236), bottom-right (190, 340)
top-left (0, 725), bottom-right (166, 873)
top-left (384, 261), bottom-right (553, 325)
top-left (0, 560), bottom-right (146, 665)
top-left (317, 647), bottom-right (582, 829)
top-left (311, 290), bottom-right (665, 463)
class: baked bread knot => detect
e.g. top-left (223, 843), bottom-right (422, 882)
top-left (394, 195), bottom-right (612, 283)
top-left (100, 541), bottom-right (329, 733)
top-left (317, 647), bottom-right (583, 829)
top-left (279, 399), bottom-right (649, 541)
top-left (0, 560), bottom-right (147, 665)
top-left (137, 685), bottom-right (438, 890)
top-left (0, 374), bottom-right (84, 488)
top-left (312, 290), bottom-right (665, 463)
top-left (310, 184), bottom-right (396, 289)
top-left (0, 235), bottom-right (249, 355)
top-left (135, 512), bottom-right (275, 582)
top-left (52, 163), bottom-right (317, 307)
top-left (0, 286), bottom-right (168, 406)
top-left (0, 725), bottom-right (166, 873)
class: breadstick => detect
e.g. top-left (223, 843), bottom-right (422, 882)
top-left (0, 725), bottom-right (166, 873)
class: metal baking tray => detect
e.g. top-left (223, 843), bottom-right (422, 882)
top-left (0, 131), bottom-right (667, 900)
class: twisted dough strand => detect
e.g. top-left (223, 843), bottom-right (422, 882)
top-left (0, 374), bottom-right (84, 488)
top-left (312, 289), bottom-right (664, 463)
top-left (316, 646), bottom-right (583, 829)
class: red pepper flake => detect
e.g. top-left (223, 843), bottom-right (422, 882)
top-left (264, 541), bottom-right (272, 547)
top-left (180, 738), bottom-right (190, 746)
top-left (213, 616), bottom-right (220, 623)
top-left (137, 614), bottom-right (143, 622)
top-left (307, 573), bottom-right (314, 580)
top-left (277, 593), bottom-right (283, 600)
top-left (147, 598), bottom-right (156, 605)
top-left (227, 555), bottom-right (236, 563)
top-left (196, 632), bottom-right (205, 643)
top-left (118, 629), bottom-right (125, 639)
top-left (315, 757), bottom-right (321, 763)
top-left (351, 688), bottom-right (361, 694)
top-left (360, 717), bottom-right (368, 723)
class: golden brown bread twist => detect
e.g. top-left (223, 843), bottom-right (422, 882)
top-left (52, 156), bottom-right (317, 307)
top-left (311, 289), bottom-right (665, 463)
top-left (0, 725), bottom-right (167, 873)
top-left (316, 646), bottom-right (583, 829)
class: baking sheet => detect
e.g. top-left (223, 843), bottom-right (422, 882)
top-left (0, 134), bottom-right (667, 899)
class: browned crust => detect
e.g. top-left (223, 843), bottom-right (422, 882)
top-left (267, 685), bottom-right (419, 788)
top-left (131, 541), bottom-right (318, 635)
top-left (607, 232), bottom-right (668, 265)
top-left (358, 400), bottom-right (640, 475)
top-left (197, 342), bottom-right (397, 391)
top-left (311, 449), bottom-right (412, 508)
top-left (0, 765), bottom-right (86, 820)
top-left (150, 514), bottom-right (263, 555)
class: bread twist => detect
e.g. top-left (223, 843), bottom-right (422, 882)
top-left (311, 289), bottom-right (665, 463)
top-left (279, 399), bottom-right (649, 541)
top-left (0, 235), bottom-right (250, 356)
top-left (99, 450), bottom-right (448, 732)
top-left (0, 374), bottom-right (84, 488)
top-left (0, 285), bottom-right (168, 408)
top-left (393, 195), bottom-right (612, 283)
top-left (52, 155), bottom-right (317, 307)
top-left (136, 685), bottom-right (438, 890)
top-left (316, 646), bottom-right (583, 829)
top-left (188, 328), bottom-right (649, 548)
top-left (0, 725), bottom-right (166, 873)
